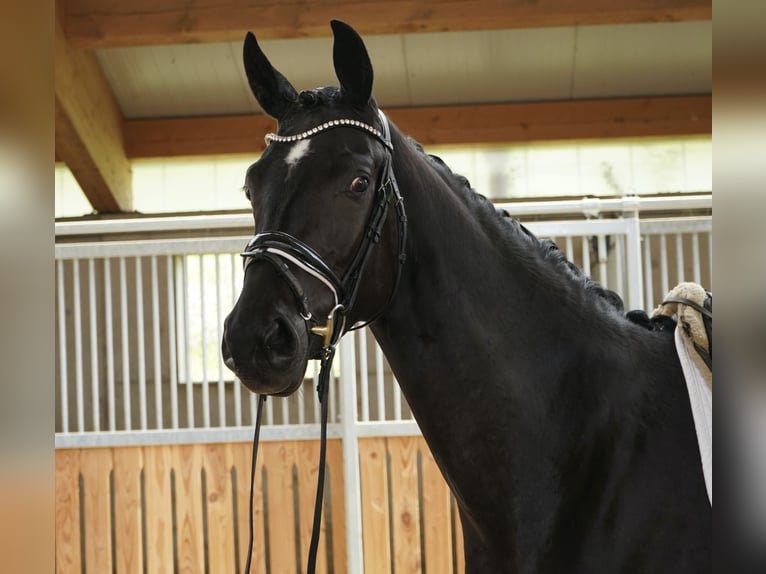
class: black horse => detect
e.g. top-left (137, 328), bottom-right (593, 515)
top-left (222, 20), bottom-right (711, 573)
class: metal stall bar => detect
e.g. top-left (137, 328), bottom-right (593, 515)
top-left (135, 257), bottom-right (147, 430)
top-left (215, 255), bottom-right (227, 427)
top-left (375, 344), bottom-right (385, 421)
top-left (167, 256), bottom-right (179, 430)
top-left (181, 255), bottom-right (194, 428)
top-left (72, 259), bottom-right (84, 432)
top-left (104, 259), bottom-right (116, 431)
top-left (199, 255), bottom-right (211, 428)
top-left (230, 254), bottom-right (242, 427)
top-left (659, 234), bottom-right (669, 296)
top-left (623, 211), bottom-right (644, 311)
top-left (151, 256), bottom-right (163, 430)
top-left (358, 328), bottom-right (370, 422)
top-left (88, 258), bottom-right (100, 431)
top-left (642, 235), bottom-right (654, 311)
top-left (119, 257), bottom-right (131, 431)
top-left (675, 234), bottom-right (685, 286)
top-left (581, 236), bottom-right (591, 276)
top-left (596, 235), bottom-right (608, 287)
top-left (57, 259), bottom-right (69, 433)
top-left (691, 233), bottom-right (701, 284)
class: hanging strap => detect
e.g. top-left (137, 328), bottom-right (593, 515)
top-left (243, 349), bottom-right (335, 574)
top-left (243, 395), bottom-right (267, 574)
top-left (306, 347), bottom-right (334, 572)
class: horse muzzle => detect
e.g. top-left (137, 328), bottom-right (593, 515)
top-left (222, 304), bottom-right (310, 396)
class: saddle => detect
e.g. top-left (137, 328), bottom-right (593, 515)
top-left (652, 282), bottom-right (713, 391)
top-left (651, 282), bottom-right (713, 505)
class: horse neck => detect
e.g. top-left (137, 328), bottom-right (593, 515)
top-left (373, 129), bottom-right (626, 394)
top-left (368, 129), bottom-right (657, 554)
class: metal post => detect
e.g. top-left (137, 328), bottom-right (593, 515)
top-left (642, 235), bottom-right (654, 311)
top-left (151, 256), bottom-right (163, 430)
top-left (104, 259), bottom-right (116, 431)
top-left (167, 256), bottom-right (179, 430)
top-left (73, 259), bottom-right (84, 432)
top-left (56, 260), bottom-right (69, 433)
top-left (659, 234), bottom-right (669, 296)
top-left (624, 209), bottom-right (644, 311)
top-left (359, 328), bottom-right (369, 422)
top-left (136, 257), bottom-right (147, 430)
top-left (88, 258), bottom-right (100, 432)
top-left (339, 332), bottom-right (364, 573)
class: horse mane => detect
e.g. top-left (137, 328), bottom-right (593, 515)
top-left (408, 138), bottom-right (627, 313)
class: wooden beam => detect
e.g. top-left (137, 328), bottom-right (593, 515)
top-left (63, 0), bottom-right (711, 49)
top-left (124, 96), bottom-right (711, 159)
top-left (55, 13), bottom-right (132, 212)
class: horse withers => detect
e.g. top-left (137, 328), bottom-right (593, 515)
top-left (222, 20), bottom-right (711, 573)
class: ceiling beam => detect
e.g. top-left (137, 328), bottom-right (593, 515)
top-left (55, 13), bottom-right (133, 212)
top-left (123, 95), bottom-right (711, 159)
top-left (63, 0), bottom-right (711, 49)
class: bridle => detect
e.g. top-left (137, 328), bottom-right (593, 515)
top-left (241, 109), bottom-right (407, 351)
top-left (240, 109), bottom-right (407, 573)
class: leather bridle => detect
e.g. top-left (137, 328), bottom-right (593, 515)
top-left (240, 109), bottom-right (407, 574)
top-left (241, 109), bottom-right (407, 354)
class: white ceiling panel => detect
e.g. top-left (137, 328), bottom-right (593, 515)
top-left (360, 35), bottom-right (412, 107)
top-left (96, 42), bottom-right (253, 118)
top-left (572, 21), bottom-right (712, 98)
top-left (95, 21), bottom-right (711, 120)
top-left (403, 27), bottom-right (576, 105)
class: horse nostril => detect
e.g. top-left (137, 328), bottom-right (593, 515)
top-left (263, 317), bottom-right (297, 361)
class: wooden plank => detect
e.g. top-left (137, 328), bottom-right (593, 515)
top-left (388, 437), bottom-right (422, 574)
top-left (171, 444), bottom-right (205, 574)
top-left (420, 440), bottom-right (454, 574)
top-left (124, 114), bottom-right (275, 159)
top-left (62, 0), bottom-right (712, 49)
top-left (262, 441), bottom-right (299, 573)
top-left (326, 440), bottom-right (348, 574)
top-left (359, 437), bottom-right (392, 574)
top-left (112, 447), bottom-right (144, 574)
top-left (453, 497), bottom-right (466, 574)
top-left (54, 11), bottom-right (132, 212)
top-left (295, 440), bottom-right (327, 574)
top-left (55, 449), bottom-right (82, 574)
top-left (232, 442), bottom-right (267, 573)
top-left (389, 96), bottom-right (713, 146)
top-left (143, 445), bottom-right (174, 574)
top-left (203, 443), bottom-right (236, 573)
top-left (123, 96), bottom-right (712, 159)
top-left (80, 448), bottom-right (114, 573)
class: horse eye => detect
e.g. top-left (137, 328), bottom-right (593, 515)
top-left (350, 176), bottom-right (369, 193)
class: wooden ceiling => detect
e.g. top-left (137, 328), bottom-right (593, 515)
top-left (54, 0), bottom-right (712, 213)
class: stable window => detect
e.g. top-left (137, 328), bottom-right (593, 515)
top-left (174, 252), bottom-right (242, 385)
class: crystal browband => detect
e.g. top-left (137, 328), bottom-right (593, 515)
top-left (265, 118), bottom-right (393, 150)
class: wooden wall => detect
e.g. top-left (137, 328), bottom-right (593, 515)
top-left (55, 437), bottom-right (465, 573)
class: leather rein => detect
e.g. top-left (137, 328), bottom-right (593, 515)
top-left (240, 109), bottom-right (406, 573)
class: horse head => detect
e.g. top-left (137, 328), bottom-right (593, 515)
top-left (222, 20), bottom-right (404, 396)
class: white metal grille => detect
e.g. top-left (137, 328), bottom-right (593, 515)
top-left (54, 197), bottom-right (711, 446)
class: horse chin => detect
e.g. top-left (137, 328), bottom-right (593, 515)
top-left (237, 358), bottom-right (308, 397)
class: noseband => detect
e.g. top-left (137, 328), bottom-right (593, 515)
top-left (239, 109), bottom-right (407, 574)
top-left (240, 109), bottom-right (407, 354)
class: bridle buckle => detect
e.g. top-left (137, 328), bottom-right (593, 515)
top-left (310, 304), bottom-right (345, 349)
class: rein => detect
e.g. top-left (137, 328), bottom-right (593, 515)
top-left (240, 110), bottom-right (406, 573)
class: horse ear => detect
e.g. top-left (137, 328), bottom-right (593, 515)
top-left (243, 31), bottom-right (297, 119)
top-left (331, 20), bottom-right (373, 109)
